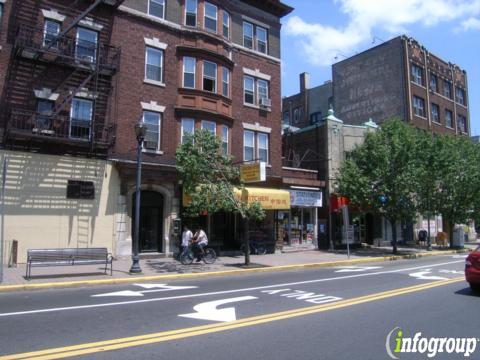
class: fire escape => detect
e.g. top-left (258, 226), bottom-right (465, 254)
top-left (3, 0), bottom-right (123, 154)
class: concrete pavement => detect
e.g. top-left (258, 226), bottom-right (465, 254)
top-left (0, 244), bottom-right (475, 292)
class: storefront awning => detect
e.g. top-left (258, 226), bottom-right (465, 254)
top-left (235, 187), bottom-right (291, 210)
top-left (183, 187), bottom-right (291, 210)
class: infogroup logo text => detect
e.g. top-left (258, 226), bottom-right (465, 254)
top-left (385, 327), bottom-right (478, 358)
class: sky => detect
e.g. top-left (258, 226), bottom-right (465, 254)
top-left (280, 0), bottom-right (480, 136)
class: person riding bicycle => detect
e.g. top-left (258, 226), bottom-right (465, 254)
top-left (192, 227), bottom-right (208, 262)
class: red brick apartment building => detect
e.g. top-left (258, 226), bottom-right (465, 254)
top-left (0, 0), bottom-right (297, 261)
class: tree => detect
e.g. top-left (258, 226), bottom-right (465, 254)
top-left (336, 119), bottom-right (421, 254)
top-left (176, 129), bottom-right (265, 265)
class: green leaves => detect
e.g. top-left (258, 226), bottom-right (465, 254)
top-left (176, 129), bottom-right (265, 221)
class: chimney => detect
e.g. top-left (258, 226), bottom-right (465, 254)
top-left (300, 72), bottom-right (310, 93)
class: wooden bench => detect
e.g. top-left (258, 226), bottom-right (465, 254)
top-left (26, 248), bottom-right (113, 279)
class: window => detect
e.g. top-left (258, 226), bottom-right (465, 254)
top-left (457, 115), bottom-right (467, 133)
top-left (257, 132), bottom-right (268, 163)
top-left (201, 120), bottom-right (216, 134)
top-left (43, 20), bottom-right (60, 48)
top-left (445, 109), bottom-right (453, 128)
top-left (222, 11), bottom-right (229, 38)
top-left (76, 27), bottom-right (97, 62)
top-left (185, 0), bottom-right (197, 26)
top-left (310, 111), bottom-right (322, 124)
top-left (256, 26), bottom-right (267, 54)
top-left (149, 0), bottom-right (165, 19)
top-left (181, 118), bottom-right (195, 143)
top-left (67, 180), bottom-right (95, 200)
top-left (203, 61), bottom-right (217, 92)
top-left (257, 79), bottom-right (269, 104)
top-left (411, 64), bottom-right (423, 85)
top-left (221, 125), bottom-right (228, 154)
top-left (0, 4), bottom-right (3, 25)
top-left (283, 111), bottom-right (290, 125)
top-left (293, 108), bottom-right (299, 123)
top-left (183, 57), bottom-right (196, 88)
top-left (244, 130), bottom-right (255, 161)
top-left (443, 80), bottom-right (452, 99)
top-left (413, 96), bottom-right (425, 117)
top-left (243, 22), bottom-right (253, 49)
top-left (429, 73), bottom-right (438, 93)
top-left (456, 87), bottom-right (466, 106)
top-left (204, 2), bottom-right (217, 33)
top-left (431, 103), bottom-right (440, 123)
top-left (222, 67), bottom-right (229, 97)
top-left (145, 47), bottom-right (163, 82)
top-left (36, 100), bottom-right (54, 130)
top-left (244, 76), bottom-right (255, 104)
top-left (143, 111), bottom-right (161, 150)
top-left (70, 98), bottom-right (93, 140)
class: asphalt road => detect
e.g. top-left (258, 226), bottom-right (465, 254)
top-left (0, 254), bottom-right (477, 360)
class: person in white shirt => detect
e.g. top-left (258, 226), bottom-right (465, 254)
top-left (181, 225), bottom-right (193, 255)
top-left (193, 227), bottom-right (208, 262)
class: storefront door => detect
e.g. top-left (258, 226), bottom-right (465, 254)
top-left (132, 190), bottom-right (164, 253)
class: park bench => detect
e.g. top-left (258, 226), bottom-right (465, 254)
top-left (26, 248), bottom-right (113, 279)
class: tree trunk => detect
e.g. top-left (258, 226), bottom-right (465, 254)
top-left (243, 217), bottom-right (250, 266)
top-left (448, 220), bottom-right (454, 249)
top-left (390, 219), bottom-right (398, 254)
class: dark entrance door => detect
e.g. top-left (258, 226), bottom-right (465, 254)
top-left (132, 190), bottom-right (163, 253)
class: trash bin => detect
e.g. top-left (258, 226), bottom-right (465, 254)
top-left (452, 226), bottom-right (465, 248)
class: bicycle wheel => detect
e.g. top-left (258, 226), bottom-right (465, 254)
top-left (180, 250), bottom-right (194, 265)
top-left (203, 248), bottom-right (217, 264)
top-left (239, 244), bottom-right (251, 255)
top-left (255, 244), bottom-right (267, 255)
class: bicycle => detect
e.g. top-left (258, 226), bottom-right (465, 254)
top-left (180, 244), bottom-right (217, 265)
top-left (239, 240), bottom-right (267, 255)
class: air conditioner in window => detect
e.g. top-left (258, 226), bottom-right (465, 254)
top-left (259, 98), bottom-right (271, 108)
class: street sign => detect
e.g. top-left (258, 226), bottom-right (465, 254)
top-left (240, 162), bottom-right (266, 183)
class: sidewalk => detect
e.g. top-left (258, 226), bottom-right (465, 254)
top-left (0, 244), bottom-right (475, 292)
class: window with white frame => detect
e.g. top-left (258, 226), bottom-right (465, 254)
top-left (183, 56), bottom-right (196, 88)
top-left (143, 111), bottom-right (162, 150)
top-left (257, 132), bottom-right (268, 163)
top-left (443, 80), bottom-right (452, 99)
top-left (243, 22), bottom-right (253, 49)
top-left (221, 125), bottom-right (228, 154)
top-left (145, 47), bottom-right (163, 83)
top-left (243, 130), bottom-right (255, 161)
top-left (411, 64), bottom-right (423, 85)
top-left (43, 19), bottom-right (60, 48)
top-left (222, 11), bottom-right (229, 38)
top-left (149, 0), bottom-right (165, 19)
top-left (429, 73), bottom-right (438, 93)
top-left (203, 61), bottom-right (217, 92)
top-left (431, 103), bottom-right (440, 123)
top-left (244, 76), bottom-right (255, 104)
top-left (76, 27), bottom-right (97, 62)
top-left (445, 109), bottom-right (453, 128)
top-left (181, 118), bottom-right (195, 143)
top-left (257, 79), bottom-right (268, 103)
top-left (201, 120), bottom-right (216, 134)
top-left (222, 67), bottom-right (229, 97)
top-left (185, 0), bottom-right (197, 26)
top-left (256, 26), bottom-right (267, 54)
top-left (70, 98), bottom-right (93, 140)
top-left (204, 2), bottom-right (217, 33)
top-left (413, 96), bottom-right (425, 117)
top-left (457, 114), bottom-right (467, 133)
top-left (456, 87), bottom-right (466, 105)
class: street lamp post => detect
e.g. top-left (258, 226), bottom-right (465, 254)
top-left (130, 121), bottom-right (147, 274)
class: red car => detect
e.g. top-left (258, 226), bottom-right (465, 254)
top-left (465, 247), bottom-right (480, 292)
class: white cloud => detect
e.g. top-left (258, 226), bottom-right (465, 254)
top-left (284, 0), bottom-right (480, 66)
top-left (457, 17), bottom-right (480, 31)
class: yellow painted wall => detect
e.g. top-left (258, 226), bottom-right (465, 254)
top-left (0, 150), bottom-right (120, 264)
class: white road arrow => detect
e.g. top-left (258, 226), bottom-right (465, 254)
top-left (335, 266), bottom-right (382, 273)
top-left (92, 284), bottom-right (197, 297)
top-left (409, 269), bottom-right (448, 280)
top-left (178, 296), bottom-right (257, 322)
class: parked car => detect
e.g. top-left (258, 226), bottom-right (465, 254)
top-left (465, 246), bottom-right (480, 293)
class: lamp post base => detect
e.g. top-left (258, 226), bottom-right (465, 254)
top-left (129, 256), bottom-right (142, 274)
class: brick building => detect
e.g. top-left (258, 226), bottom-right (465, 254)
top-left (333, 35), bottom-right (470, 135)
top-left (0, 0), bottom-right (295, 262)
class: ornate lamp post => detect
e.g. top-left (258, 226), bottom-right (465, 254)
top-left (130, 121), bottom-right (147, 274)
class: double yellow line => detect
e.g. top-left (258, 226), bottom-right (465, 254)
top-left (1, 277), bottom-right (464, 360)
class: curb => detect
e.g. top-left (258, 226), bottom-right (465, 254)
top-left (0, 248), bottom-right (470, 293)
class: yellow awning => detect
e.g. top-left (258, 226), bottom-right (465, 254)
top-left (183, 187), bottom-right (291, 210)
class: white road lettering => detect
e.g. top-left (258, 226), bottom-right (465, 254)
top-left (439, 269), bottom-right (464, 275)
top-left (178, 296), bottom-right (257, 322)
top-left (409, 269), bottom-right (448, 280)
top-left (262, 289), bottom-right (343, 304)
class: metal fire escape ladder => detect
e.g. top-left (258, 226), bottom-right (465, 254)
top-left (52, 71), bottom-right (96, 116)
